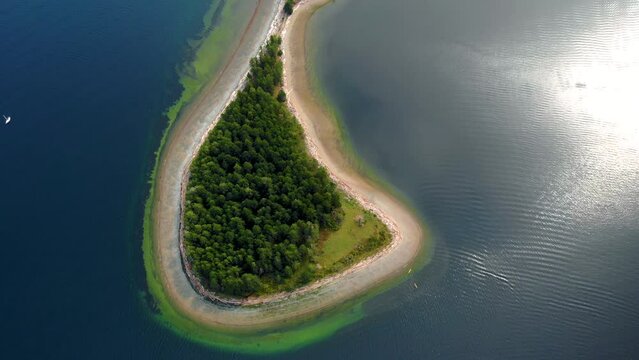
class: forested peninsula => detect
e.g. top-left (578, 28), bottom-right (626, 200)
top-left (143, 0), bottom-right (425, 348)
top-left (183, 36), bottom-right (390, 298)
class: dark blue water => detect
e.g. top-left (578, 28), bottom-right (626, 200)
top-left (0, 0), bottom-right (233, 357)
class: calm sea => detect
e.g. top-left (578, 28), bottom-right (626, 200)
top-left (0, 0), bottom-right (234, 358)
top-left (1, 0), bottom-right (638, 358)
top-left (306, 0), bottom-right (639, 358)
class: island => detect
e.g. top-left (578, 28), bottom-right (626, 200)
top-left (143, 0), bottom-right (427, 352)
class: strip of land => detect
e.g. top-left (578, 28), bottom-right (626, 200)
top-left (149, 0), bottom-right (425, 332)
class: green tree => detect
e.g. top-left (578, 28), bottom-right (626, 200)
top-left (284, 1), bottom-right (294, 16)
top-left (277, 89), bottom-right (287, 103)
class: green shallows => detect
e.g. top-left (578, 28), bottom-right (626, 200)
top-left (166, 0), bottom-right (252, 122)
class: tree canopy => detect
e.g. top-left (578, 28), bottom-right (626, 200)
top-left (183, 36), bottom-right (344, 297)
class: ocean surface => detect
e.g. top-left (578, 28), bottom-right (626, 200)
top-left (0, 0), bottom-right (638, 358)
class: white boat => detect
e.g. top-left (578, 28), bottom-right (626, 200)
top-left (3, 115), bottom-right (10, 124)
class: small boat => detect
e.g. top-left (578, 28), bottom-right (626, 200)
top-left (3, 115), bottom-right (10, 124)
top-left (413, 283), bottom-right (418, 289)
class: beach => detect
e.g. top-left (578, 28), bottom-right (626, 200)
top-left (148, 0), bottom-right (426, 331)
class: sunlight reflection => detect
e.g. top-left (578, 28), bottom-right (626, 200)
top-left (561, 23), bottom-right (639, 150)
top-left (549, 4), bottom-right (639, 225)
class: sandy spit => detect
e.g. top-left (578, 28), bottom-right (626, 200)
top-left (150, 0), bottom-right (426, 332)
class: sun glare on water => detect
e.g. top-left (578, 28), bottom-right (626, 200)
top-left (547, 4), bottom-right (639, 225)
top-left (561, 21), bottom-right (639, 151)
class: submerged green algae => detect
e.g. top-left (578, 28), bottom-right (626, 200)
top-left (141, 0), bottom-right (430, 355)
top-left (166, 0), bottom-right (248, 122)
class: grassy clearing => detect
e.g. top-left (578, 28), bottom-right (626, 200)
top-left (316, 194), bottom-right (391, 277)
top-left (257, 192), bottom-right (391, 294)
top-left (317, 195), bottom-right (386, 268)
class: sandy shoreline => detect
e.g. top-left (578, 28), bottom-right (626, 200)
top-left (149, 0), bottom-right (426, 332)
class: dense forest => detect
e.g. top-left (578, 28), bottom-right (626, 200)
top-left (183, 36), bottom-right (344, 297)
